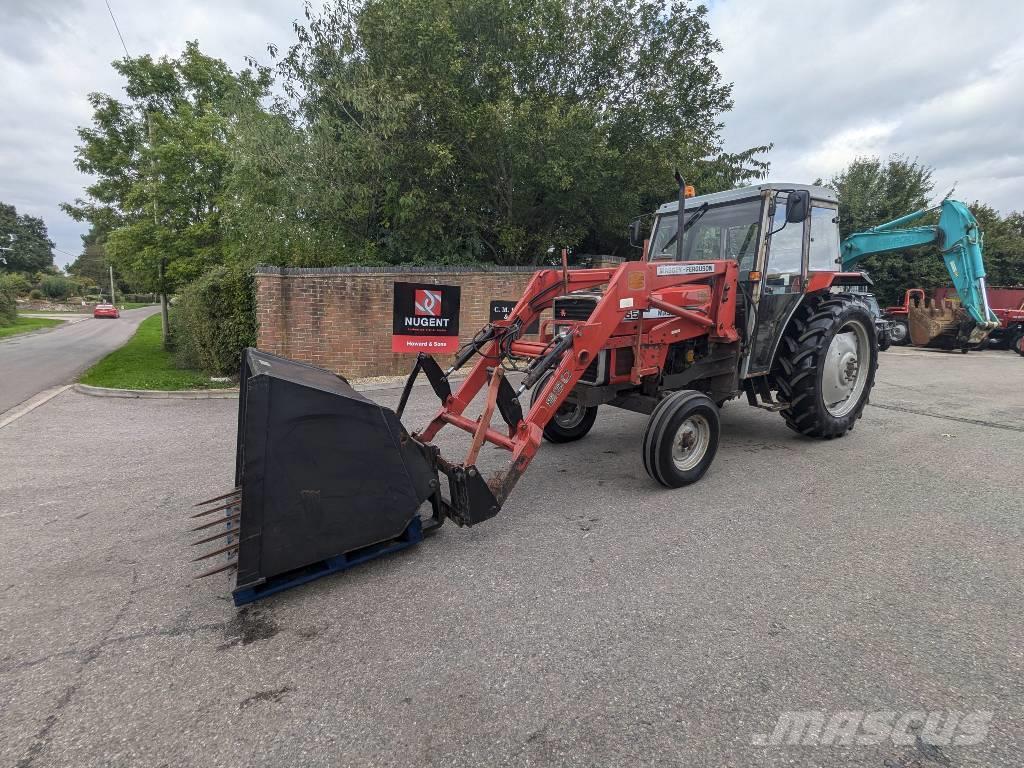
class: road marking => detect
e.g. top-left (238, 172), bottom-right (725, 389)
top-left (0, 384), bottom-right (73, 430)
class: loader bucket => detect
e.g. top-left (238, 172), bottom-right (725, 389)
top-left (192, 348), bottom-right (437, 605)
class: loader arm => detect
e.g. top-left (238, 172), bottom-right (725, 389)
top-left (840, 199), bottom-right (999, 331)
top-left (413, 259), bottom-right (740, 513)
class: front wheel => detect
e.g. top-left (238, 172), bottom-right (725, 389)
top-left (775, 293), bottom-right (878, 438)
top-left (642, 391), bottom-right (720, 487)
top-left (1013, 332), bottom-right (1024, 357)
top-left (530, 372), bottom-right (598, 443)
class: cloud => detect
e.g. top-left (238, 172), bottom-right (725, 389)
top-left (710, 0), bottom-right (1024, 212)
top-left (2, 0), bottom-right (1023, 269)
top-left (0, 0), bottom-right (298, 268)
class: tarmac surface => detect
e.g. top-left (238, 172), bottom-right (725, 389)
top-left (0, 347), bottom-right (1021, 767)
top-left (0, 306), bottom-right (160, 414)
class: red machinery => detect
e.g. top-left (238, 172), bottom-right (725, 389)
top-left (194, 183), bottom-right (886, 604)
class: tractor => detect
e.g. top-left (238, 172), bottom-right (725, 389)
top-left (192, 181), bottom-right (997, 605)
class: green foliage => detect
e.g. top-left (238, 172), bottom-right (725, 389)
top-left (825, 155), bottom-right (1024, 304)
top-left (29, 289), bottom-right (43, 300)
top-left (824, 155), bottom-right (945, 305)
top-left (966, 203), bottom-right (1024, 288)
top-left (0, 284), bottom-right (15, 326)
top-left (63, 42), bottom-right (271, 292)
top-left (225, 0), bottom-right (770, 267)
top-left (0, 203), bottom-right (55, 274)
top-left (170, 264), bottom-right (256, 375)
top-left (80, 314), bottom-right (234, 390)
top-left (39, 274), bottom-right (76, 299)
top-left (0, 272), bottom-right (32, 296)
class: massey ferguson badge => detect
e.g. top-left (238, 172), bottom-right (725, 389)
top-left (392, 282), bottom-right (461, 353)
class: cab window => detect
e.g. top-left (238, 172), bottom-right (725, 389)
top-left (763, 197), bottom-right (804, 294)
top-left (809, 206), bottom-right (840, 271)
top-left (649, 199), bottom-right (762, 272)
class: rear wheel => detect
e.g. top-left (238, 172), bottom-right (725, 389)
top-left (775, 293), bottom-right (878, 438)
top-left (1013, 332), bottom-right (1024, 357)
top-left (531, 372), bottom-right (598, 443)
top-left (642, 391), bottom-right (720, 488)
top-left (889, 319), bottom-right (909, 346)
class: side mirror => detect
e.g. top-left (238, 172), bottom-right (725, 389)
top-left (786, 190), bottom-right (810, 223)
top-left (628, 218), bottom-right (644, 248)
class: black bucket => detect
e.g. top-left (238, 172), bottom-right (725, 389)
top-left (194, 349), bottom-right (437, 604)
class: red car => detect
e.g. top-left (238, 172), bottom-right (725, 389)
top-left (93, 303), bottom-right (120, 319)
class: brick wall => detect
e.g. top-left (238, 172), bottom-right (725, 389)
top-left (254, 265), bottom-right (543, 378)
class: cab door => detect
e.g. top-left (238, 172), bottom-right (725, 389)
top-left (743, 193), bottom-right (809, 376)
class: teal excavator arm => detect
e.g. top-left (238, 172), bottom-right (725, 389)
top-left (840, 199), bottom-right (999, 332)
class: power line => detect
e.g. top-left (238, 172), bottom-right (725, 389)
top-left (104, 0), bottom-right (131, 58)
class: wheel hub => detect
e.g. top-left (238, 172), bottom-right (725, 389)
top-left (670, 415), bottom-right (710, 472)
top-left (554, 400), bottom-right (585, 429)
top-left (822, 323), bottom-right (871, 418)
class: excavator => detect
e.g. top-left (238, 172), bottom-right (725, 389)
top-left (840, 197), bottom-right (1000, 350)
top-left (190, 180), bottom-right (998, 605)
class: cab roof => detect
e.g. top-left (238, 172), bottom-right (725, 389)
top-left (656, 182), bottom-right (837, 214)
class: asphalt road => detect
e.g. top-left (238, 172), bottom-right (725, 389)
top-left (0, 348), bottom-right (1021, 767)
top-left (0, 306), bottom-right (161, 413)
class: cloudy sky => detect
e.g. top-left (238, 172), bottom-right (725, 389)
top-left (2, 0), bottom-right (1023, 269)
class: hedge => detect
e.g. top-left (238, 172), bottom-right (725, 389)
top-left (0, 286), bottom-right (15, 327)
top-left (170, 264), bottom-right (256, 376)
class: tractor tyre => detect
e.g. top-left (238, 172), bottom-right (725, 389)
top-left (642, 390), bottom-right (720, 488)
top-left (531, 372), bottom-right (598, 443)
top-left (1013, 332), bottom-right (1024, 357)
top-left (889, 319), bottom-right (910, 346)
top-left (877, 328), bottom-right (891, 352)
top-left (775, 293), bottom-right (878, 439)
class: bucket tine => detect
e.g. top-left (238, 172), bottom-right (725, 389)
top-left (194, 488), bottom-right (241, 507)
top-left (191, 512), bottom-right (241, 533)
top-left (189, 500), bottom-right (241, 518)
top-left (192, 542), bottom-right (239, 562)
top-left (195, 559), bottom-right (237, 579)
top-left (191, 528), bottom-right (239, 546)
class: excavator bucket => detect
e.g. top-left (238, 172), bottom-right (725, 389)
top-left (191, 349), bottom-right (438, 605)
top-left (907, 299), bottom-right (971, 349)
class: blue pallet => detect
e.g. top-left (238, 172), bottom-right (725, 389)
top-left (232, 516), bottom-right (424, 606)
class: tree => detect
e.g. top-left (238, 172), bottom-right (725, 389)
top-left (226, 0), bottom-right (770, 267)
top-left (824, 155), bottom-right (1024, 303)
top-left (66, 236), bottom-right (110, 288)
top-left (62, 42), bottom-right (271, 293)
top-left (0, 202), bottom-right (55, 274)
top-left (966, 203), bottom-right (1024, 288)
top-left (823, 155), bottom-right (946, 305)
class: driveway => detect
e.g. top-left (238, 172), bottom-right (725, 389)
top-left (0, 306), bottom-right (161, 413)
top-left (0, 348), bottom-right (1021, 767)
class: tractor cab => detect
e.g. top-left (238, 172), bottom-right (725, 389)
top-left (641, 183), bottom-right (847, 376)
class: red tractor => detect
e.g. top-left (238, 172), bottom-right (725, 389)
top-left (191, 183), bottom-right (994, 604)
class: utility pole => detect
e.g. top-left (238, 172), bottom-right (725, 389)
top-left (109, 265), bottom-right (117, 305)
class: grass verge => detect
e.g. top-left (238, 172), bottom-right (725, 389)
top-left (0, 316), bottom-right (64, 338)
top-left (80, 315), bottom-right (236, 391)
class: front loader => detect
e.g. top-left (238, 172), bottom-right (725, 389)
top-left (192, 181), bottom-right (992, 605)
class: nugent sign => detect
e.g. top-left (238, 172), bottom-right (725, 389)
top-left (392, 282), bottom-right (461, 353)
